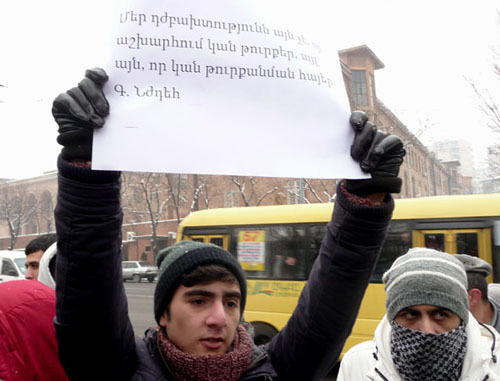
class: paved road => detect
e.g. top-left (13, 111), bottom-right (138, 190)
top-left (124, 280), bottom-right (156, 336)
top-left (124, 280), bottom-right (338, 380)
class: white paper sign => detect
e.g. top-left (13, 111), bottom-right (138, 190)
top-left (92, 0), bottom-right (368, 179)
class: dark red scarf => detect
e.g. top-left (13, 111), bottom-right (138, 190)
top-left (157, 325), bottom-right (253, 381)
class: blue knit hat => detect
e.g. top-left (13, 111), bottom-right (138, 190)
top-left (154, 241), bottom-right (247, 324)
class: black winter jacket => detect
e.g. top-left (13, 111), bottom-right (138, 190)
top-left (54, 157), bottom-right (394, 381)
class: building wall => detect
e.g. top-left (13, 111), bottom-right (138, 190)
top-left (432, 140), bottom-right (475, 178)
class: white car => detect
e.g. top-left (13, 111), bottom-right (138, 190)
top-left (122, 261), bottom-right (158, 283)
top-left (0, 250), bottom-right (26, 282)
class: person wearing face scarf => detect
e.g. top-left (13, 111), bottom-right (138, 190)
top-left (337, 248), bottom-right (500, 381)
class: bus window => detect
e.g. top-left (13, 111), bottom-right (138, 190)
top-left (270, 227), bottom-right (307, 280)
top-left (210, 237), bottom-right (224, 247)
top-left (415, 229), bottom-right (489, 263)
top-left (424, 233), bottom-right (445, 251)
top-left (493, 221), bottom-right (500, 282)
top-left (231, 226), bottom-right (310, 280)
top-left (456, 233), bottom-right (479, 257)
top-left (372, 229), bottom-right (411, 283)
top-left (231, 229), bottom-right (268, 277)
top-left (308, 224), bottom-right (327, 275)
top-left (184, 235), bottom-right (228, 249)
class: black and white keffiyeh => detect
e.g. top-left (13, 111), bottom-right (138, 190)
top-left (390, 321), bottom-right (467, 381)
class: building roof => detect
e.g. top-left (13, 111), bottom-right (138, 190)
top-left (338, 45), bottom-right (385, 70)
top-left (442, 160), bottom-right (462, 167)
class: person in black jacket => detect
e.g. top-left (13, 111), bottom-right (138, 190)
top-left (51, 68), bottom-right (405, 381)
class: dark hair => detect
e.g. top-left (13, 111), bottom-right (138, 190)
top-left (466, 272), bottom-right (489, 302)
top-left (164, 265), bottom-right (238, 317)
top-left (25, 233), bottom-right (56, 256)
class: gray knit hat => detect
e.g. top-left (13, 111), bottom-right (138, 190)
top-left (454, 254), bottom-right (492, 277)
top-left (154, 241), bottom-right (247, 324)
top-left (383, 248), bottom-right (469, 324)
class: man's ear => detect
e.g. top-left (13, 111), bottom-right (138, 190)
top-left (159, 311), bottom-right (169, 328)
top-left (468, 288), bottom-right (483, 307)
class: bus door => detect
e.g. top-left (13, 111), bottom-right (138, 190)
top-left (187, 234), bottom-right (229, 250)
top-left (413, 229), bottom-right (493, 281)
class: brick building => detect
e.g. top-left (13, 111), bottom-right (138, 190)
top-left (0, 171), bottom-right (57, 250)
top-left (338, 45), bottom-right (455, 198)
top-left (0, 45), bottom-right (472, 262)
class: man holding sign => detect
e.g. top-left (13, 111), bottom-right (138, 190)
top-left (51, 68), bottom-right (405, 380)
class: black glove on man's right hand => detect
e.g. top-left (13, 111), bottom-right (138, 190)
top-left (52, 68), bottom-right (109, 161)
top-left (347, 110), bottom-right (406, 195)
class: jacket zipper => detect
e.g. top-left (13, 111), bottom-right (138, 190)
top-left (374, 368), bottom-right (390, 381)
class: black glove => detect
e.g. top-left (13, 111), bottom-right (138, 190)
top-left (52, 68), bottom-right (109, 161)
top-left (347, 110), bottom-right (406, 195)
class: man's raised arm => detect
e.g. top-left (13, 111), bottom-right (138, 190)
top-left (52, 69), bottom-right (138, 380)
top-left (267, 111), bottom-right (405, 380)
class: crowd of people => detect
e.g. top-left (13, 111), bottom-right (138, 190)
top-left (0, 68), bottom-right (499, 380)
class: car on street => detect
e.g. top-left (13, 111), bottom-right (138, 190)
top-left (0, 250), bottom-right (26, 282)
top-left (122, 260), bottom-right (158, 283)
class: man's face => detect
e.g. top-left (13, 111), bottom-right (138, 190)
top-left (25, 250), bottom-right (44, 280)
top-left (394, 305), bottom-right (461, 334)
top-left (160, 280), bottom-right (241, 355)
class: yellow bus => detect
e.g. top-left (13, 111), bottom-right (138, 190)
top-left (177, 192), bottom-right (500, 355)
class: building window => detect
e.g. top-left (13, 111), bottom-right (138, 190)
top-left (179, 174), bottom-right (188, 190)
top-left (351, 70), bottom-right (368, 107)
top-left (224, 190), bottom-right (237, 208)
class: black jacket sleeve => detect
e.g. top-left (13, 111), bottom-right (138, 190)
top-left (54, 156), bottom-right (138, 380)
top-left (267, 182), bottom-right (394, 381)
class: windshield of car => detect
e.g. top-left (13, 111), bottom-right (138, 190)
top-left (139, 261), bottom-right (153, 267)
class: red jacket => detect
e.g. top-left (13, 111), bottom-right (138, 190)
top-left (0, 280), bottom-right (68, 381)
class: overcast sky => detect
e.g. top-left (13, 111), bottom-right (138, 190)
top-left (0, 0), bottom-right (498, 179)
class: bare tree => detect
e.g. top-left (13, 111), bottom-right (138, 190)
top-left (467, 15), bottom-right (500, 178)
top-left (165, 174), bottom-right (188, 224)
top-left (286, 179), bottom-right (310, 204)
top-left (468, 81), bottom-right (500, 134)
top-left (305, 179), bottom-right (337, 203)
top-left (0, 184), bottom-right (38, 249)
top-left (468, 77), bottom-right (500, 179)
top-left (189, 174), bottom-right (210, 212)
top-left (0, 84), bottom-right (5, 103)
top-left (468, 83), bottom-right (500, 178)
top-left (121, 172), bottom-right (170, 259)
top-left (393, 118), bottom-right (435, 197)
top-left (38, 191), bottom-right (55, 233)
top-left (230, 176), bottom-right (278, 206)
top-left (284, 179), bottom-right (336, 204)
top-left (487, 144), bottom-right (500, 177)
